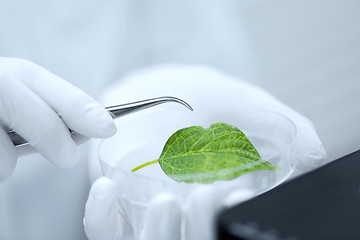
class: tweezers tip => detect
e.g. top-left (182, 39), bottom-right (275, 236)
top-left (168, 96), bottom-right (193, 111)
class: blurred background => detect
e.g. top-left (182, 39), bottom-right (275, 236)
top-left (1, 0), bottom-right (359, 163)
top-left (1, 1), bottom-right (360, 239)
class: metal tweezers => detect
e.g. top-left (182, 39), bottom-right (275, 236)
top-left (7, 96), bottom-right (193, 147)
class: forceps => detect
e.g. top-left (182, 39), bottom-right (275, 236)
top-left (7, 96), bottom-right (193, 147)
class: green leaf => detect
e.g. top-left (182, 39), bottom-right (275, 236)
top-left (132, 123), bottom-right (277, 183)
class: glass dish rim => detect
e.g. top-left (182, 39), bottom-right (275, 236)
top-left (98, 110), bottom-right (298, 186)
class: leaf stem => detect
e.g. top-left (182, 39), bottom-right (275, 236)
top-left (132, 159), bottom-right (159, 172)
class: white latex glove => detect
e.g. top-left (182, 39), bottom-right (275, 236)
top-left (84, 64), bottom-right (328, 240)
top-left (0, 57), bottom-right (116, 182)
top-left (84, 178), bottom-right (256, 240)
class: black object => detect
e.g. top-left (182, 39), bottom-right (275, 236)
top-left (217, 150), bottom-right (360, 240)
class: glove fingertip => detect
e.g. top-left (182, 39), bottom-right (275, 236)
top-left (84, 177), bottom-right (123, 240)
top-left (295, 143), bottom-right (328, 173)
top-left (223, 189), bottom-right (256, 208)
top-left (90, 177), bottom-right (117, 201)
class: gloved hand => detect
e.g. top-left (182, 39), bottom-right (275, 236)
top-left (84, 64), bottom-right (327, 240)
top-left (0, 57), bottom-right (116, 182)
top-left (84, 176), bottom-right (255, 240)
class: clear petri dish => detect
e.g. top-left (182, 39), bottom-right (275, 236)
top-left (98, 109), bottom-right (297, 239)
